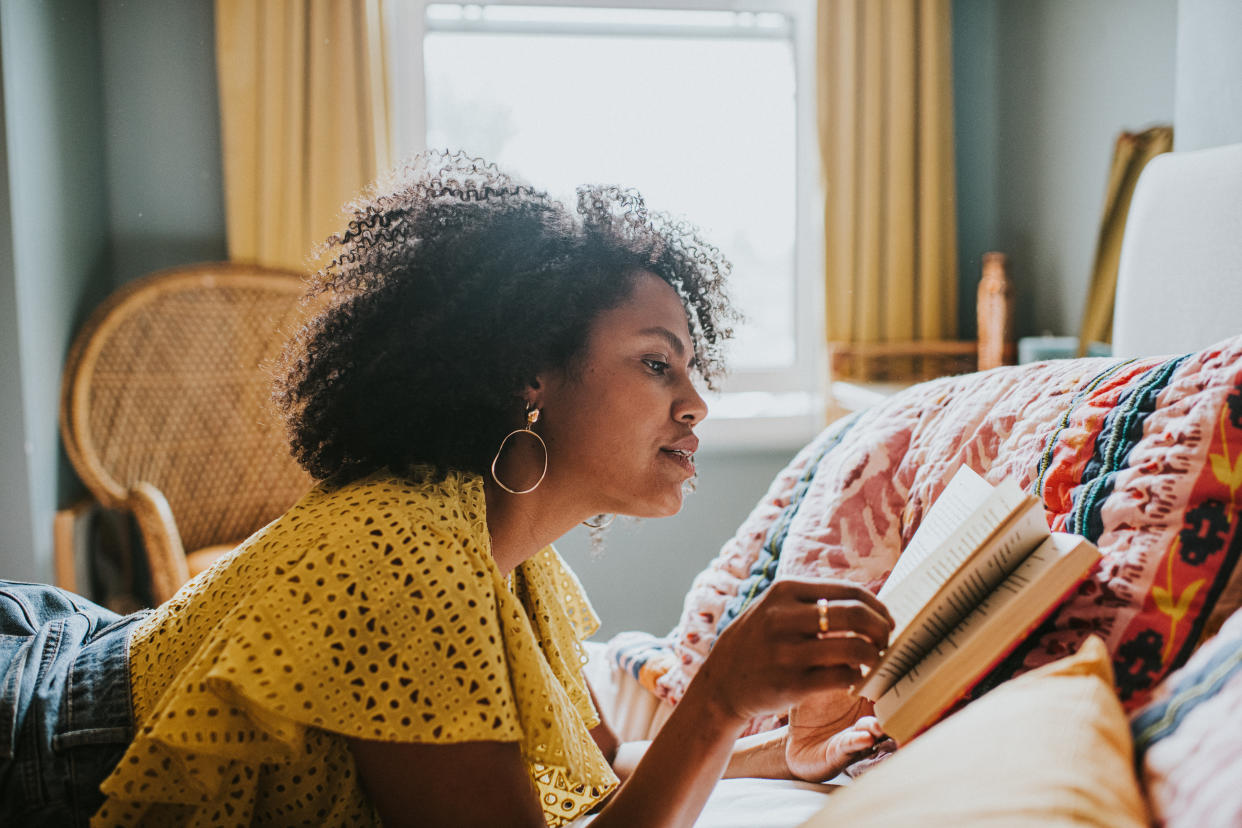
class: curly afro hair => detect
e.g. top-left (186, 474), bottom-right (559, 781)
top-left (275, 151), bottom-right (737, 484)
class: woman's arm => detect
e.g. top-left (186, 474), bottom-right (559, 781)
top-left (595, 594), bottom-right (890, 785)
top-left (349, 579), bottom-right (891, 828)
top-left (585, 672), bottom-right (622, 767)
top-left (348, 737), bottom-right (546, 828)
top-left (588, 659), bottom-right (791, 782)
top-left (604, 714), bottom-right (792, 781)
top-left (612, 720), bottom-right (887, 784)
top-left (588, 578), bottom-right (891, 827)
top-left (587, 671), bottom-right (748, 826)
top-left (348, 685), bottom-right (743, 828)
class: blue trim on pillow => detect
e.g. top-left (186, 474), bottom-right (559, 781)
top-left (1131, 627), bottom-right (1242, 761)
top-left (1032, 359), bottom-right (1138, 499)
top-left (1067, 355), bottom-right (1186, 540)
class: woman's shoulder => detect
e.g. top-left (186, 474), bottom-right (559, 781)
top-left (142, 468), bottom-right (492, 640)
top-left (293, 467), bottom-right (489, 541)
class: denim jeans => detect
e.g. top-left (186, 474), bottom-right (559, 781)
top-left (0, 581), bottom-right (147, 827)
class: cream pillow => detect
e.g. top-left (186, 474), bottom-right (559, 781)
top-left (799, 636), bottom-right (1149, 827)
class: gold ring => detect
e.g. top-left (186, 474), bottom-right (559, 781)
top-left (816, 598), bottom-right (831, 638)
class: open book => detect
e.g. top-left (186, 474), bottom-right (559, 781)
top-left (857, 465), bottom-right (1101, 744)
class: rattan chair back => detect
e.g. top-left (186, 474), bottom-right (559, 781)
top-left (60, 263), bottom-right (314, 598)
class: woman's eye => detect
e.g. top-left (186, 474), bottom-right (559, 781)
top-left (642, 357), bottom-right (670, 375)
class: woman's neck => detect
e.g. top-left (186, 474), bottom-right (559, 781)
top-left (482, 480), bottom-right (586, 575)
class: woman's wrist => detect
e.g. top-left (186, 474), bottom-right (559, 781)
top-left (590, 670), bottom-right (750, 827)
top-left (675, 674), bottom-right (751, 745)
top-left (722, 725), bottom-right (794, 780)
top-left (678, 659), bottom-right (754, 736)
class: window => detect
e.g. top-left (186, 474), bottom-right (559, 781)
top-left (388, 1), bottom-right (823, 449)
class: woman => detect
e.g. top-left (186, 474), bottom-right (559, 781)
top-left (2, 152), bottom-right (892, 827)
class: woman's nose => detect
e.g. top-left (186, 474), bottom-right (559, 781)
top-left (676, 379), bottom-right (709, 425)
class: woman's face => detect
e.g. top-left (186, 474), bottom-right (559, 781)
top-left (535, 272), bottom-right (708, 518)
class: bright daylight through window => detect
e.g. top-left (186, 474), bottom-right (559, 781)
top-left (413, 2), bottom-right (822, 447)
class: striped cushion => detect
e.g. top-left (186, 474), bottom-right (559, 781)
top-left (1131, 608), bottom-right (1242, 826)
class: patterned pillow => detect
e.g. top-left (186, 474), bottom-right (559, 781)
top-left (1131, 607), bottom-right (1242, 826)
top-left (613, 334), bottom-right (1242, 725)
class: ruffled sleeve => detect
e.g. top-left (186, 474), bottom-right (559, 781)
top-left (515, 546), bottom-right (603, 728)
top-left (96, 473), bottom-right (615, 827)
top-left (203, 523), bottom-right (523, 746)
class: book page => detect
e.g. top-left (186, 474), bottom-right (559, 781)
top-left (860, 503), bottom-right (1049, 698)
top-left (873, 532), bottom-right (1100, 744)
top-left (879, 475), bottom-right (1031, 633)
top-left (880, 466), bottom-right (995, 596)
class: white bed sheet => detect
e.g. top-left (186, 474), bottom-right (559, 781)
top-left (581, 641), bottom-right (842, 827)
top-left (568, 778), bottom-right (838, 827)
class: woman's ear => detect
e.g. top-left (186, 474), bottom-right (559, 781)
top-left (528, 364), bottom-right (570, 411)
top-left (518, 379), bottom-right (543, 416)
top-left (524, 374), bottom-right (547, 406)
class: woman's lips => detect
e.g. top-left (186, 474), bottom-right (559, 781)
top-left (660, 446), bottom-right (696, 475)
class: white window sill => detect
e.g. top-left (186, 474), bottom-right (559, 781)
top-left (828, 380), bottom-right (911, 412)
top-left (692, 380), bottom-right (914, 455)
top-left (697, 391), bottom-right (825, 453)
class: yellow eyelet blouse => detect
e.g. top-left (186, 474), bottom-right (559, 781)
top-left (94, 470), bottom-right (618, 826)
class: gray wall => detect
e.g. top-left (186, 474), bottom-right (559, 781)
top-left (558, 449), bottom-right (792, 640)
top-left (0, 0), bottom-right (226, 581)
top-left (100, 0), bottom-right (226, 286)
top-left (951, 0), bottom-right (1001, 340)
top-left (0, 29), bottom-right (35, 579)
top-left (0, 1), bottom-right (111, 580)
top-left (954, 0), bottom-right (1177, 339)
top-left (1175, 0), bottom-right (1242, 151)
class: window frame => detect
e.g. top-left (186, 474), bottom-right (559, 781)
top-left (386, 0), bottom-right (825, 451)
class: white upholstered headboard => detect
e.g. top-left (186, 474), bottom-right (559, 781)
top-left (1112, 141), bottom-right (1242, 359)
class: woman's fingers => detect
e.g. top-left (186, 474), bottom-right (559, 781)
top-left (701, 578), bottom-right (896, 720)
top-left (763, 595), bottom-right (892, 650)
top-left (780, 578), bottom-right (894, 626)
top-left (808, 600), bottom-right (892, 648)
top-left (853, 716), bottom-right (885, 740)
top-left (765, 624), bottom-right (884, 674)
top-left (803, 634), bottom-right (885, 671)
top-left (763, 578), bottom-right (894, 647)
top-left (835, 726), bottom-right (878, 755)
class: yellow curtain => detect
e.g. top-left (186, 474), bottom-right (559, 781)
top-left (1076, 125), bottom-right (1173, 354)
top-left (215, 0), bottom-right (392, 271)
top-left (819, 0), bottom-right (958, 346)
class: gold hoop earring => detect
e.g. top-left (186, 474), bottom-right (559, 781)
top-left (490, 406), bottom-right (548, 494)
top-left (581, 513), bottom-right (616, 529)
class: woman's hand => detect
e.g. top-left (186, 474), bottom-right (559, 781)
top-left (786, 706), bottom-right (893, 782)
top-left (690, 578), bottom-right (894, 727)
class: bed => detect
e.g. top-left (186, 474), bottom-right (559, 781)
top-left (582, 140), bottom-right (1242, 827)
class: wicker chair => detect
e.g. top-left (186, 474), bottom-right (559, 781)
top-left (58, 262), bottom-right (315, 605)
